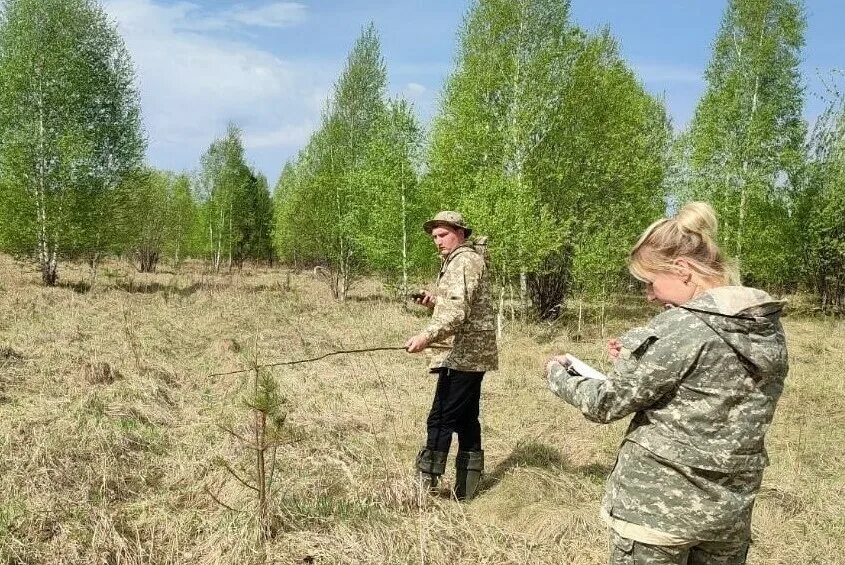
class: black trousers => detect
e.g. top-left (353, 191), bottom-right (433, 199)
top-left (426, 368), bottom-right (485, 453)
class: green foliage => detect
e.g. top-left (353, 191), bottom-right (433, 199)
top-left (425, 0), bottom-right (569, 280)
top-left (273, 127), bottom-right (339, 270)
top-left (303, 24), bottom-right (390, 295)
top-left (272, 162), bottom-right (301, 264)
top-left (114, 169), bottom-right (201, 272)
top-left (682, 0), bottom-right (807, 288)
top-left (273, 24), bottom-right (426, 298)
top-left (245, 367), bottom-right (288, 432)
top-left (425, 0), bottom-right (668, 316)
top-left (233, 172), bottom-right (274, 266)
top-left (197, 124), bottom-right (272, 270)
top-left (0, 0), bottom-right (825, 304)
top-left (534, 32), bottom-right (670, 298)
top-left (119, 169), bottom-right (170, 272)
top-left (164, 173), bottom-right (201, 265)
top-left (346, 99), bottom-right (428, 289)
top-left (800, 86), bottom-right (845, 310)
top-left (0, 0), bottom-right (145, 284)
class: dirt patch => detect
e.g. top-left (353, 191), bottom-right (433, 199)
top-left (213, 338), bottom-right (241, 354)
top-left (0, 344), bottom-right (24, 364)
top-left (81, 361), bottom-right (122, 385)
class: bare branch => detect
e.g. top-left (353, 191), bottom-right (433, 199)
top-left (204, 485), bottom-right (244, 514)
top-left (220, 460), bottom-right (259, 492)
top-left (217, 423), bottom-right (261, 450)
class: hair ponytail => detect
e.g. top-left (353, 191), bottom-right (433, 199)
top-left (675, 202), bottom-right (718, 240)
top-left (629, 202), bottom-right (739, 286)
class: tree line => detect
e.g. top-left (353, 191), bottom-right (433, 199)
top-left (0, 0), bottom-right (843, 312)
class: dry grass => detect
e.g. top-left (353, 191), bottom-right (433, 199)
top-left (0, 254), bottom-right (842, 564)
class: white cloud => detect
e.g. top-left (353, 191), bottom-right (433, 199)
top-left (404, 82), bottom-right (427, 97)
top-left (394, 81), bottom-right (439, 122)
top-left (115, 2), bottom-right (308, 33)
top-left (243, 122), bottom-right (317, 149)
top-left (103, 0), bottom-right (329, 180)
top-left (229, 2), bottom-right (307, 28)
top-left (305, 87), bottom-right (332, 114)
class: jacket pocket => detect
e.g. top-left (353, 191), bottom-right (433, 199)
top-left (614, 327), bottom-right (659, 378)
top-left (610, 531), bottom-right (635, 563)
top-left (619, 327), bottom-right (659, 358)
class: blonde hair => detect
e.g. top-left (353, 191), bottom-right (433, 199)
top-left (629, 202), bottom-right (740, 286)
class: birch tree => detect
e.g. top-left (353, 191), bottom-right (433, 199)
top-left (426, 0), bottom-right (668, 317)
top-left (683, 0), bottom-right (806, 287)
top-left (273, 24), bottom-right (390, 299)
top-left (197, 124), bottom-right (251, 272)
top-left (426, 0), bottom-right (570, 287)
top-left (114, 169), bottom-right (201, 272)
top-left (319, 23), bottom-right (388, 298)
top-left (800, 85), bottom-right (845, 310)
top-left (164, 173), bottom-right (199, 267)
top-left (124, 169), bottom-right (169, 272)
top-left (347, 99), bottom-right (425, 293)
top-left (0, 0), bottom-right (145, 285)
top-left (273, 139), bottom-right (332, 270)
top-left (536, 31), bottom-right (669, 304)
top-left (272, 161), bottom-right (304, 267)
top-left (232, 171), bottom-right (273, 266)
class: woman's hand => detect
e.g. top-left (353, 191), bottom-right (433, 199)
top-left (607, 339), bottom-right (622, 361)
top-left (545, 355), bottom-right (570, 377)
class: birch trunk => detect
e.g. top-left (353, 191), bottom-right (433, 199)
top-left (36, 70), bottom-right (58, 286)
top-left (400, 168), bottom-right (409, 297)
top-left (733, 25), bottom-right (763, 262)
top-left (738, 73), bottom-right (760, 261)
top-left (511, 6), bottom-right (529, 317)
top-left (227, 199), bottom-right (233, 273)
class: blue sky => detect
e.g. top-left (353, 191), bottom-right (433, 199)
top-left (103, 1), bottom-right (845, 186)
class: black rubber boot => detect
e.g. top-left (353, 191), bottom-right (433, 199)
top-left (454, 450), bottom-right (484, 501)
top-left (415, 448), bottom-right (448, 491)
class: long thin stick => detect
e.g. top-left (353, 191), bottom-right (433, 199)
top-left (207, 345), bottom-right (449, 378)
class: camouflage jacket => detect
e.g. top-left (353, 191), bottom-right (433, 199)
top-left (422, 243), bottom-right (498, 372)
top-left (548, 286), bottom-right (788, 540)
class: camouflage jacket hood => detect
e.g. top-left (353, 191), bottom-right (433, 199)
top-left (678, 286), bottom-right (787, 379)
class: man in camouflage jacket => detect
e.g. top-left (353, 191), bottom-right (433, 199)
top-left (546, 286), bottom-right (788, 564)
top-left (405, 211), bottom-right (498, 500)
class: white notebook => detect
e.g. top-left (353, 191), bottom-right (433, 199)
top-left (564, 354), bottom-right (608, 381)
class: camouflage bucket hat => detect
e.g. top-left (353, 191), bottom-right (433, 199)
top-left (423, 211), bottom-right (473, 237)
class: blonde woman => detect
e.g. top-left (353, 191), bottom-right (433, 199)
top-left (546, 202), bottom-right (788, 564)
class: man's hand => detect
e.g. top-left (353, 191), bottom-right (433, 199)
top-left (405, 333), bottom-right (431, 353)
top-left (411, 290), bottom-right (436, 309)
top-left (607, 339), bottom-right (622, 361)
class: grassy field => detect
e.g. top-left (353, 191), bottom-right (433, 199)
top-left (0, 255), bottom-right (843, 564)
